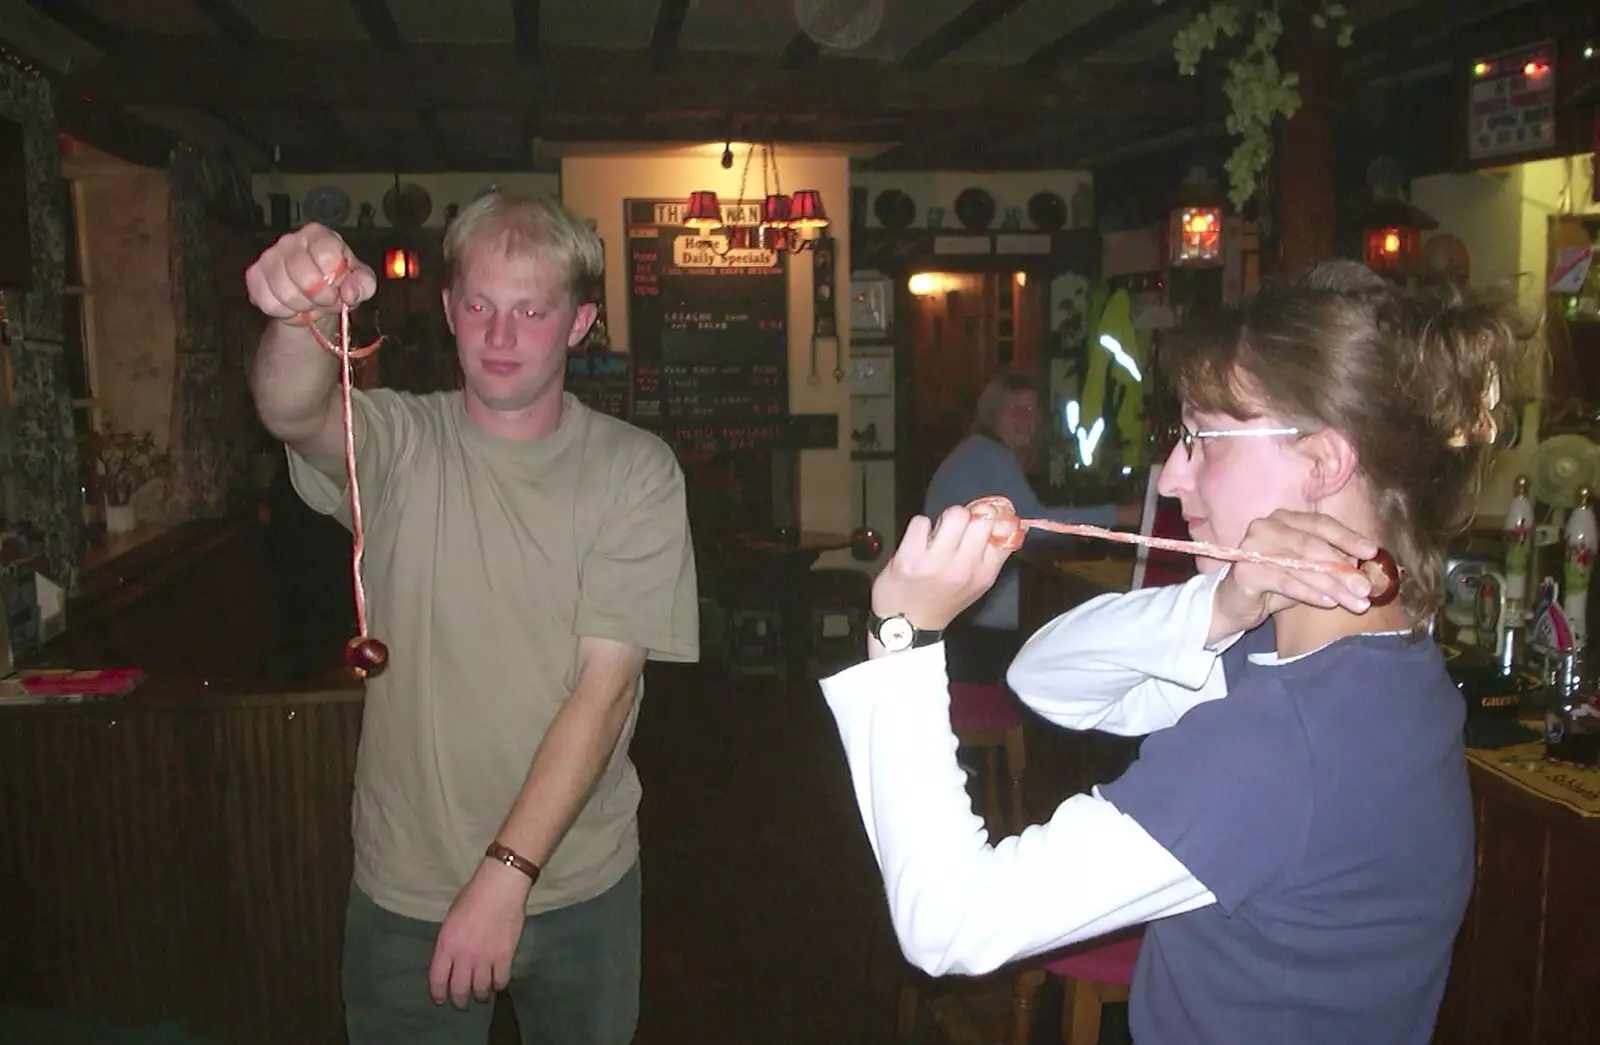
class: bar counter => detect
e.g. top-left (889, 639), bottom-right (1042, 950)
top-left (1016, 545), bottom-right (1600, 1045)
top-left (0, 513), bottom-right (375, 1044)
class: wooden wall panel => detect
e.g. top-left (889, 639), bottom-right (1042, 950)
top-left (0, 697), bottom-right (362, 1044)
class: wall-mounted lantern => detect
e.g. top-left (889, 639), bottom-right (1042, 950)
top-left (1360, 197), bottom-right (1438, 276)
top-left (383, 247), bottom-right (421, 280)
top-left (1168, 166), bottom-right (1226, 269)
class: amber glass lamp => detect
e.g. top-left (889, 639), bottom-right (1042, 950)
top-left (1361, 197), bottom-right (1436, 276)
top-left (1168, 166), bottom-right (1227, 269)
top-left (383, 247), bottom-right (420, 280)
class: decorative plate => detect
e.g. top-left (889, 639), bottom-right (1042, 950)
top-left (384, 183), bottom-right (433, 229)
top-left (303, 185), bottom-right (351, 227)
top-left (953, 187), bottom-right (996, 231)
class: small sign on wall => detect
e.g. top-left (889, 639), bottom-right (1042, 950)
top-left (1465, 41), bottom-right (1557, 165)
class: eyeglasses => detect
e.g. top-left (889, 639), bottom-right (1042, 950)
top-left (1159, 420), bottom-right (1303, 460)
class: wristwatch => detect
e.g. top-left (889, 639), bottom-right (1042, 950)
top-left (869, 613), bottom-right (944, 653)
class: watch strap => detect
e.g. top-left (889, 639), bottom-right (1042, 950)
top-left (869, 613), bottom-right (944, 649)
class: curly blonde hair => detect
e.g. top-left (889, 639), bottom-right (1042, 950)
top-left (1164, 260), bottom-right (1541, 624)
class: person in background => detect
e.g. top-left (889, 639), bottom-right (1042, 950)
top-left (824, 261), bottom-right (1535, 1045)
top-left (244, 192), bottom-right (699, 1045)
top-left (924, 372), bottom-right (1139, 683)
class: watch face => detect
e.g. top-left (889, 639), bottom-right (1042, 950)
top-left (877, 615), bottom-right (915, 651)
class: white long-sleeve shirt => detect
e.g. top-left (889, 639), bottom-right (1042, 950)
top-left (819, 569), bottom-right (1241, 977)
top-left (1007, 566), bottom-right (1243, 735)
top-left (825, 570), bottom-right (1475, 1045)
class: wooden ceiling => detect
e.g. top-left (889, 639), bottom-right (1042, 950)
top-left (0, 0), bottom-right (1579, 175)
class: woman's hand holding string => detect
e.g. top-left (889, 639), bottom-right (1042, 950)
top-left (870, 506), bottom-right (1019, 653)
top-left (1209, 510), bottom-right (1380, 644)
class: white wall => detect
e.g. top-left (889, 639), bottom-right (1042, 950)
top-left (1411, 168), bottom-right (1528, 303)
top-left (561, 146), bottom-right (865, 570)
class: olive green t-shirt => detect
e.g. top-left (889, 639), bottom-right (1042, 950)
top-left (289, 389), bottom-right (699, 920)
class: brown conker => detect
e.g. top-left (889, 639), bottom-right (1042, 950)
top-left (1360, 549), bottom-right (1401, 608)
top-left (344, 635), bottom-right (390, 676)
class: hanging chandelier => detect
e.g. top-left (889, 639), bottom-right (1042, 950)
top-left (683, 141), bottom-right (830, 254)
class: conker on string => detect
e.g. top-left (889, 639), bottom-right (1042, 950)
top-left (345, 636), bottom-right (390, 675)
top-left (1360, 549), bottom-right (1401, 608)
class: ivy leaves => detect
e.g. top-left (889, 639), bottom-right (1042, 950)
top-left (1158, 0), bottom-right (1353, 209)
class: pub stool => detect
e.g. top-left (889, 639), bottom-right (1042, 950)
top-left (1009, 931), bottom-right (1142, 1045)
top-left (720, 576), bottom-right (787, 681)
top-left (896, 682), bottom-right (1028, 1040)
top-left (805, 567), bottom-right (872, 678)
top-left (948, 682), bottom-right (1027, 837)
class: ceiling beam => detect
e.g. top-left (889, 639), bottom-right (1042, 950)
top-left (251, 111), bottom-right (929, 172)
top-left (863, 117), bottom-right (1007, 169)
top-left (18, 0), bottom-right (270, 164)
top-left (510, 0), bottom-right (540, 63)
top-left (343, 0), bottom-right (460, 173)
top-left (19, 0), bottom-right (123, 53)
top-left (1023, 0), bottom-right (1192, 73)
top-left (415, 107), bottom-right (450, 159)
top-left (1064, 121), bottom-right (1222, 169)
top-left (520, 108), bottom-right (543, 167)
top-left (189, 0), bottom-right (261, 49)
top-left (346, 0), bottom-right (403, 49)
top-left (649, 0), bottom-right (693, 72)
top-left (900, 0), bottom-right (1031, 70)
top-left (52, 88), bottom-right (175, 169)
top-left (777, 33), bottom-right (820, 70)
top-left (63, 40), bottom-right (1192, 120)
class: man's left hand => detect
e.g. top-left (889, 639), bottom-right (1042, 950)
top-left (427, 859), bottom-right (532, 1009)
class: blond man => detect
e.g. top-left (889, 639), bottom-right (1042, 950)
top-left (245, 192), bottom-right (699, 1045)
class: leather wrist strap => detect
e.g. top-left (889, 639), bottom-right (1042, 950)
top-left (485, 841), bottom-right (541, 884)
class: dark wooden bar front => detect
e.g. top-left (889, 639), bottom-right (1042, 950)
top-left (0, 517), bottom-right (367, 1044)
top-left (1015, 547), bottom-right (1600, 1045)
top-left (0, 679), bottom-right (362, 1042)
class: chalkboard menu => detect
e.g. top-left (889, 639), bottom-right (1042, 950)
top-left (656, 413), bottom-right (839, 457)
top-left (626, 198), bottom-right (796, 451)
top-left (564, 351), bottom-right (631, 421)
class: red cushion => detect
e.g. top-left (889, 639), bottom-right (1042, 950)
top-left (948, 683), bottom-right (1024, 734)
top-left (1041, 932), bottom-right (1143, 986)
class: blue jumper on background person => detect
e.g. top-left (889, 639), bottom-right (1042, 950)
top-left (924, 373), bottom-right (1122, 684)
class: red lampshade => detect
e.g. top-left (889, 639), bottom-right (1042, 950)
top-left (684, 190), bottom-right (723, 230)
top-left (788, 189), bottom-right (829, 230)
top-left (761, 193), bottom-right (793, 228)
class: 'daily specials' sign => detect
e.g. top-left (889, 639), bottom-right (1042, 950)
top-left (1466, 41), bottom-right (1557, 164)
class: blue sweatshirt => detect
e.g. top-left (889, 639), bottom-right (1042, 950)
top-left (923, 435), bottom-right (1117, 630)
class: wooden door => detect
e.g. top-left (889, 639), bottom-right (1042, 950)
top-left (905, 272), bottom-right (1044, 502)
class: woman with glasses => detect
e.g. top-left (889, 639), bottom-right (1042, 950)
top-left (923, 372), bottom-right (1139, 684)
top-left (822, 261), bottom-right (1535, 1045)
